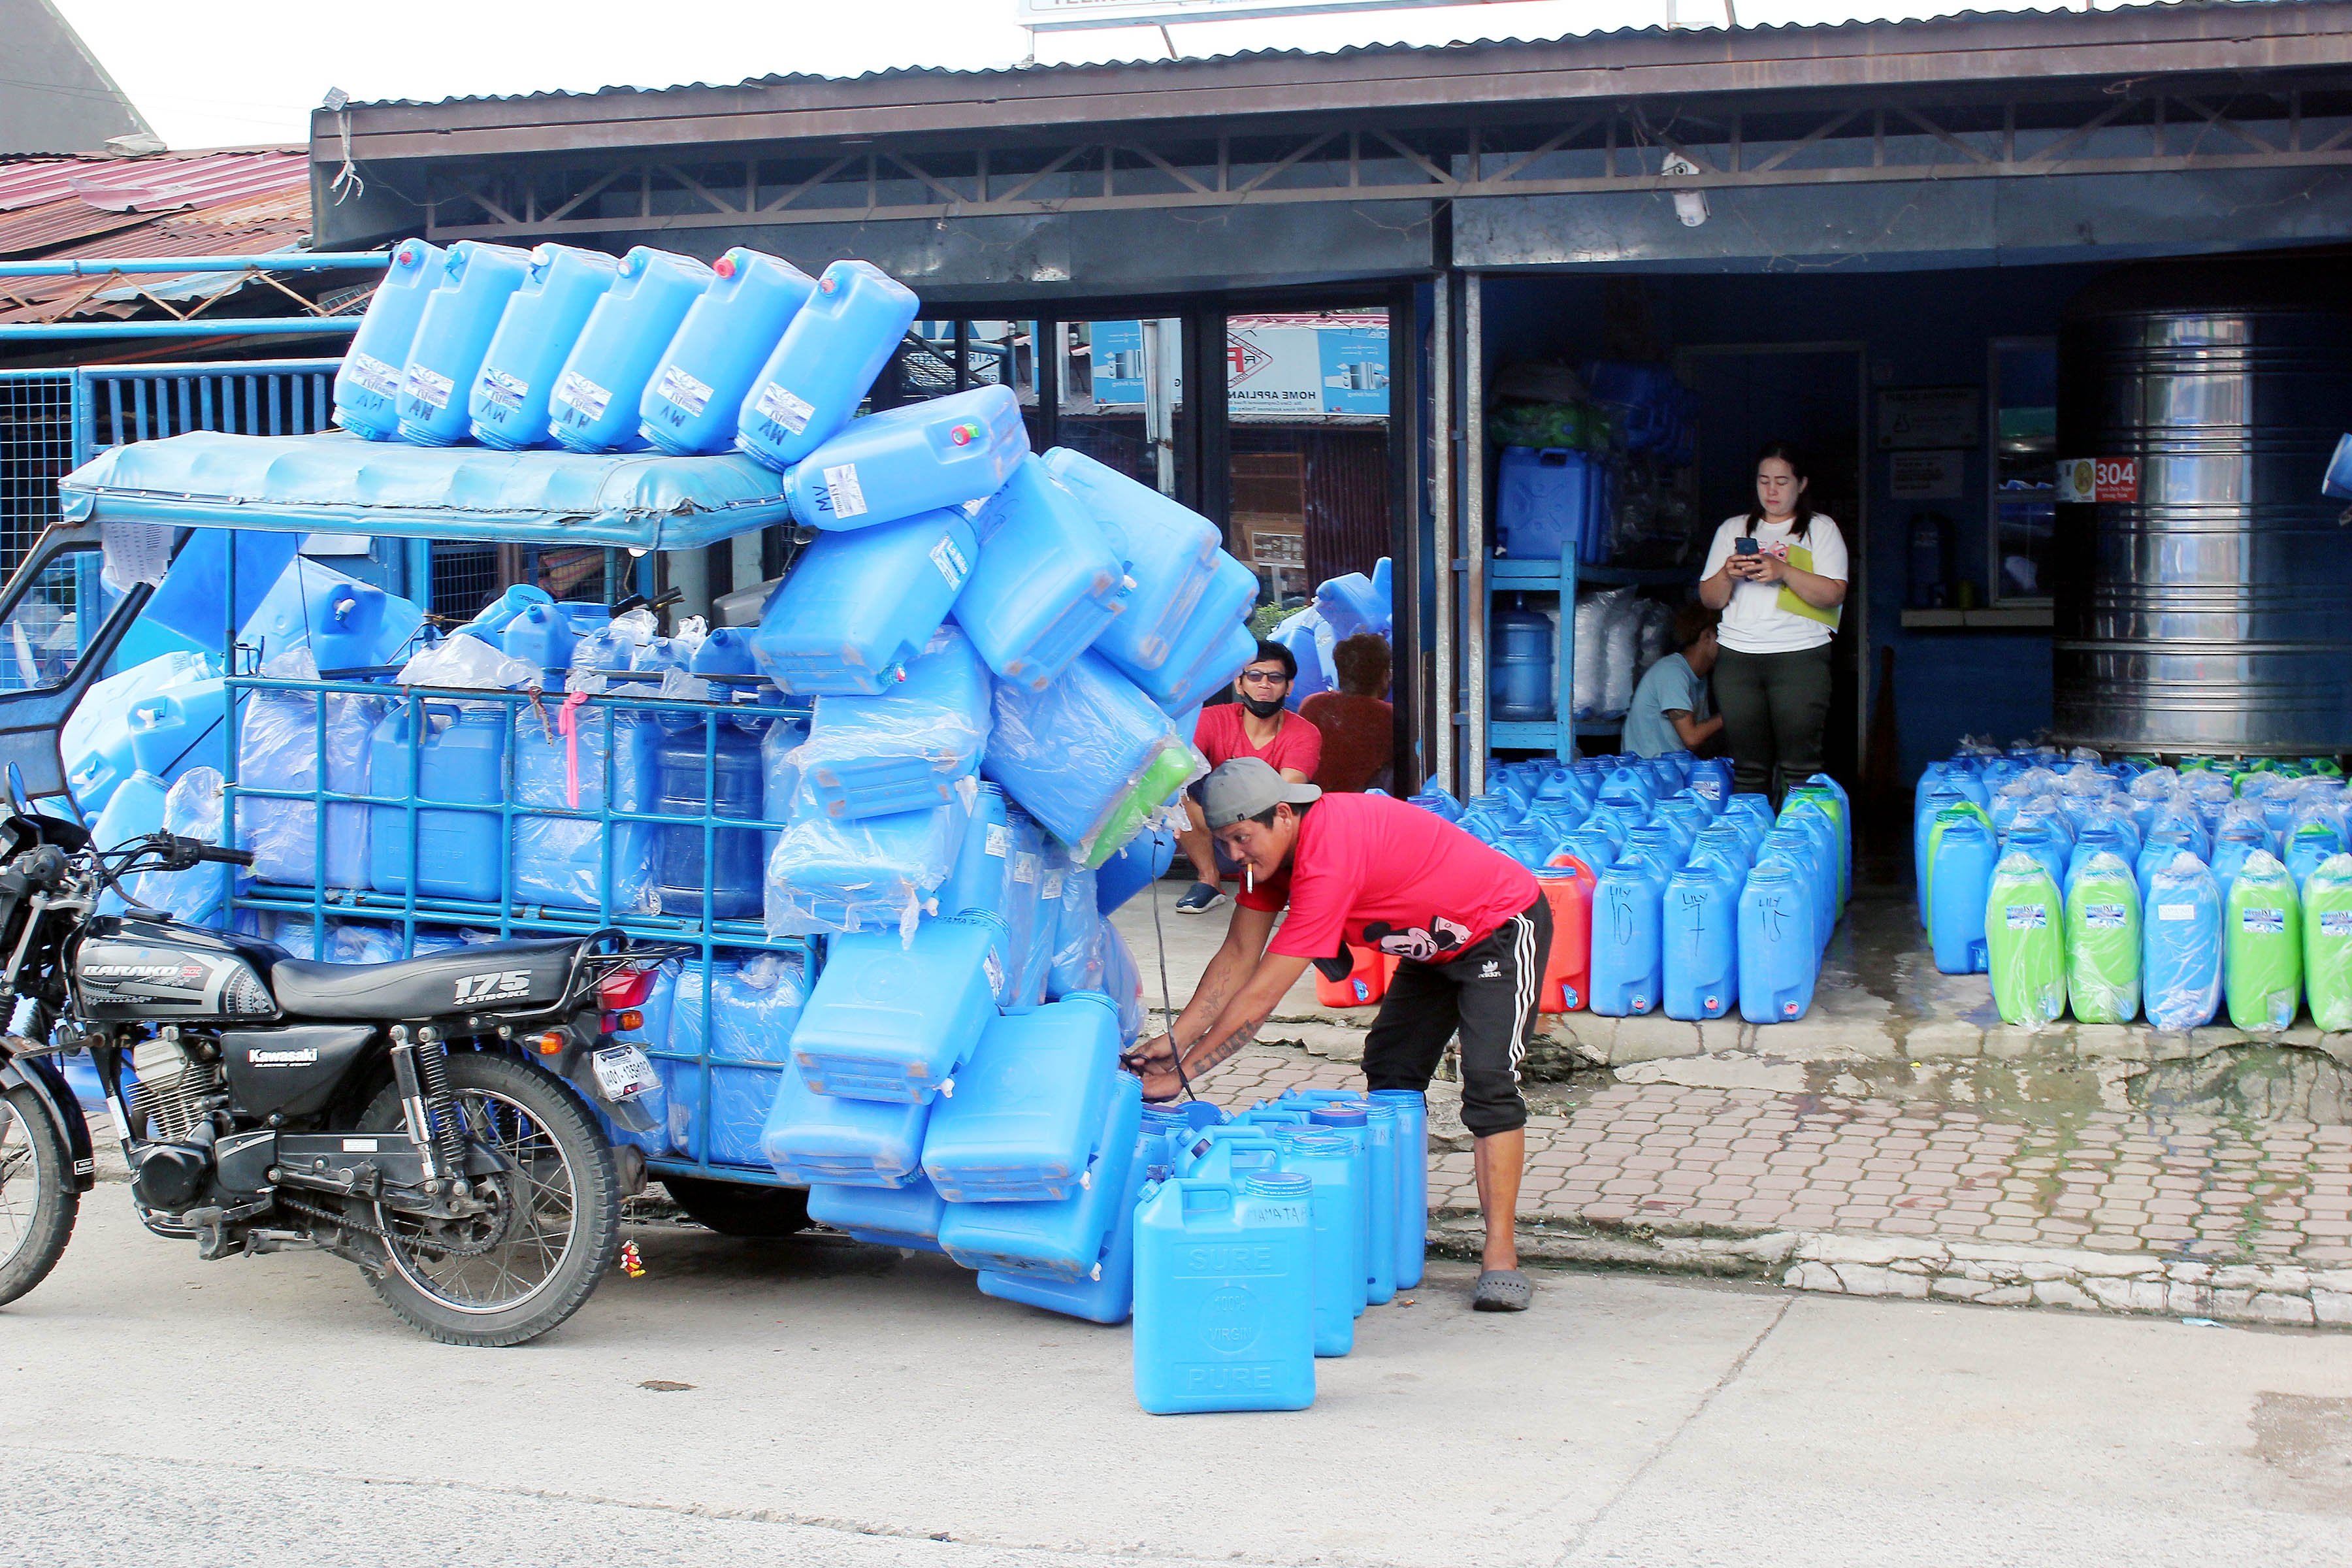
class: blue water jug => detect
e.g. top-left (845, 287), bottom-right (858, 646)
top-left (1495, 446), bottom-right (1595, 559)
top-left (235, 686), bottom-right (381, 887)
top-left (1686, 757), bottom-right (1733, 810)
top-left (1115, 553), bottom-right (1258, 711)
top-left (956, 454), bottom-right (1129, 691)
top-left (1622, 823), bottom-right (1684, 883)
top-left (1133, 1171), bottom-right (1316, 1414)
top-left (936, 782), bottom-right (1011, 921)
top-left (762, 1055), bottom-right (932, 1187)
top-left (749, 507), bottom-right (977, 694)
top-left (90, 694), bottom-right (184, 852)
top-left (241, 557), bottom-right (412, 671)
top-left (735, 259), bottom-right (922, 469)
top-left (335, 239), bottom-right (446, 442)
top-left (1663, 858), bottom-right (1740, 1021)
top-left (2004, 821), bottom-right (2072, 901)
top-left (498, 603), bottom-right (579, 674)
top-left (1355, 1100), bottom-right (1401, 1306)
top-left (791, 912), bottom-right (1002, 1101)
top-left (395, 240), bottom-right (533, 446)
top-left (1367, 1088), bottom-right (1427, 1288)
top-left (1039, 446), bottom-right (1222, 674)
top-left (982, 650), bottom-right (1188, 860)
top-left (459, 582), bottom-right (553, 644)
top-left (1928, 811), bottom-right (1999, 975)
top-left (1688, 822), bottom-right (1752, 885)
top-left (367, 703), bottom-right (507, 902)
top-left (512, 704), bottom-right (661, 913)
top-left (2287, 822), bottom-right (2344, 892)
top-left (808, 1175), bottom-right (947, 1253)
top-left (468, 243), bottom-right (617, 450)
top-left (1004, 812), bottom-right (1056, 1010)
top-left (1266, 1130), bottom-right (1360, 1356)
top-left (668, 955), bottom-right (806, 1167)
top-left (1368, 556), bottom-right (1394, 634)
top-left (977, 1112), bottom-right (1156, 1324)
top-left (2142, 853), bottom-right (2223, 1030)
top-left (1491, 597), bottom-right (1553, 722)
top-left (1314, 572), bottom-right (1385, 642)
top-left (1756, 829), bottom-right (1835, 956)
top-left (764, 794), bottom-right (972, 936)
top-left (1094, 820), bottom-right (1173, 915)
top-left (941, 1073), bottom-right (1142, 1280)
top-left (636, 248), bottom-right (817, 456)
top-left (656, 715), bottom-right (767, 921)
top-left (547, 246), bottom-right (714, 453)
top-left (1590, 857), bottom-right (1666, 1017)
top-left (1270, 610), bottom-right (1335, 708)
top-left (798, 629), bottom-right (989, 821)
top-left (923, 992), bottom-right (1122, 1202)
top-left (1739, 862), bottom-right (1820, 1022)
top-left (1301, 1102), bottom-right (1382, 1309)
top-left (2067, 821), bottom-right (2143, 889)
top-left (785, 384), bottom-right (1028, 531)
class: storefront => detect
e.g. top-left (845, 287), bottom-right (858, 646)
top-left (314, 0), bottom-right (2352, 797)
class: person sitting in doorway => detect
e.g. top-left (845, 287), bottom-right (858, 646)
top-left (1173, 639), bottom-right (1322, 914)
top-left (1300, 631), bottom-right (1395, 794)
top-left (1622, 602), bottom-right (1725, 760)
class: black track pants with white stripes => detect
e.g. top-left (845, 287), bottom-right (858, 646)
top-left (1360, 896), bottom-right (1550, 1138)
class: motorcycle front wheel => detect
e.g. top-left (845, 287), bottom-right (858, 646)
top-left (358, 1051), bottom-right (619, 1347)
top-left (0, 1083), bottom-right (78, 1307)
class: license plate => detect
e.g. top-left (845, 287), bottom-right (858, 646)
top-left (591, 1044), bottom-right (660, 1101)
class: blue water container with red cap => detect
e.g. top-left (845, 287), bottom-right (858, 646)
top-left (547, 246), bottom-right (714, 453)
top-left (783, 384), bottom-right (1028, 531)
top-left (748, 506), bottom-right (978, 695)
top-left (395, 240), bottom-right (534, 447)
top-left (468, 243), bottom-right (617, 450)
top-left (736, 259), bottom-right (922, 470)
top-left (335, 238), bottom-right (446, 442)
top-left (639, 248), bottom-right (817, 456)
top-left (1134, 1171), bottom-right (1316, 1414)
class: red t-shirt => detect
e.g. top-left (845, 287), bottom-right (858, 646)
top-left (1193, 702), bottom-right (1322, 780)
top-left (1241, 793), bottom-right (1539, 964)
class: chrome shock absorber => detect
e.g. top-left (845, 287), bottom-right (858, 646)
top-left (412, 1028), bottom-right (470, 1196)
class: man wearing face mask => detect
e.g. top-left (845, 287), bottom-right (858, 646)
top-left (1126, 757), bottom-right (1546, 1313)
top-left (1171, 639), bottom-right (1322, 915)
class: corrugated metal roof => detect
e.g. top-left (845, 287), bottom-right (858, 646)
top-left (0, 148), bottom-right (328, 323)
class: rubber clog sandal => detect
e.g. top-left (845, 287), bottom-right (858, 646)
top-left (1472, 1269), bottom-right (1534, 1312)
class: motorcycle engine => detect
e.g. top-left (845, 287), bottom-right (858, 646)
top-left (130, 1034), bottom-right (223, 1143)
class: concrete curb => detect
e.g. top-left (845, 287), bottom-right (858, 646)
top-left (1428, 1210), bottom-right (2352, 1328)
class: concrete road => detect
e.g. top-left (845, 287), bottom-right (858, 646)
top-left (6, 1197), bottom-right (2349, 1568)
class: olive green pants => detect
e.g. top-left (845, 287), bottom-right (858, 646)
top-left (1713, 642), bottom-right (1833, 805)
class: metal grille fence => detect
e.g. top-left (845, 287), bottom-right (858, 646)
top-left (0, 374), bottom-right (77, 576)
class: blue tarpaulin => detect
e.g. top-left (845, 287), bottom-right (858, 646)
top-left (59, 429), bottom-right (798, 549)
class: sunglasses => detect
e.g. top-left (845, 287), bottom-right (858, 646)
top-left (1239, 669), bottom-right (1290, 687)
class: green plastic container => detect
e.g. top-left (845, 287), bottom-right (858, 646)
top-left (1985, 851), bottom-right (2066, 1026)
top-left (2064, 851), bottom-right (2141, 1024)
top-left (2223, 849), bottom-right (2302, 1032)
top-left (1923, 802), bottom-right (1995, 917)
top-left (2302, 853), bottom-right (2352, 1032)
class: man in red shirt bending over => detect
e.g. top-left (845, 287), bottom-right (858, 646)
top-left (1171, 638), bottom-right (1322, 915)
top-left (1127, 757), bottom-right (1546, 1313)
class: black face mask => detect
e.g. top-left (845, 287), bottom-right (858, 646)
top-left (1240, 691), bottom-right (1286, 719)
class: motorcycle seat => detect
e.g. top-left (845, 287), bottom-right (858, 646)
top-left (268, 937), bottom-right (584, 1022)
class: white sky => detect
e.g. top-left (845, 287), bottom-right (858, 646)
top-left (57, 0), bottom-right (2094, 152)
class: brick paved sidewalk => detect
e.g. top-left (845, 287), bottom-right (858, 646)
top-left (1196, 1043), bottom-right (2352, 1325)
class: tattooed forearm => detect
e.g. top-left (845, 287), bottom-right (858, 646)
top-left (1181, 1011), bottom-right (1268, 1079)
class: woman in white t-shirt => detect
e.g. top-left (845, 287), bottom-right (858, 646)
top-left (1696, 442), bottom-right (1849, 802)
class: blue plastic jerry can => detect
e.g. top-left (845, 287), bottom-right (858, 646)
top-left (941, 1072), bottom-right (1143, 1281)
top-left (468, 243), bottom-right (618, 450)
top-left (735, 259), bottom-right (922, 470)
top-left (1589, 858), bottom-right (1666, 1017)
top-left (640, 248), bottom-right (817, 456)
top-left (791, 913), bottom-right (1002, 1102)
top-left (784, 384), bottom-right (1028, 532)
top-left (953, 453), bottom-right (1130, 691)
top-left (808, 1174), bottom-right (948, 1253)
top-left (1110, 552), bottom-right (1260, 711)
top-left (90, 694), bottom-right (186, 851)
top-left (395, 240), bottom-right (534, 447)
top-left (798, 629), bottom-right (990, 822)
top-left (977, 1100), bottom-right (1155, 1324)
top-left (1739, 862), bottom-right (1820, 1023)
top-left (1037, 446), bottom-right (1222, 674)
top-left (923, 992), bottom-right (1123, 1203)
top-left (1369, 1088), bottom-right (1427, 1289)
top-left (1133, 1173), bottom-right (1316, 1414)
top-left (1264, 1130), bottom-right (1360, 1356)
top-left (365, 702), bottom-right (508, 902)
top-left (654, 715), bottom-right (768, 921)
top-left (1928, 811), bottom-right (1999, 975)
top-left (335, 238), bottom-right (446, 441)
top-left (547, 246), bottom-right (714, 453)
top-left (749, 507), bottom-right (978, 694)
top-left (761, 1055), bottom-right (931, 1188)
top-left (1661, 858), bottom-right (1740, 1021)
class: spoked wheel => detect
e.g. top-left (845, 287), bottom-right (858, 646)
top-left (0, 1085), bottom-right (77, 1307)
top-left (357, 1052), bottom-right (618, 1347)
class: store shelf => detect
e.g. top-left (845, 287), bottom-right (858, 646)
top-left (1900, 607), bottom-right (2053, 630)
top-left (1469, 556), bottom-right (1695, 590)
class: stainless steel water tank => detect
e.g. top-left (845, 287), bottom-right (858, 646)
top-left (2053, 261), bottom-right (2352, 756)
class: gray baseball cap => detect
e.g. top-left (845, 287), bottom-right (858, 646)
top-left (1200, 757), bottom-right (1322, 830)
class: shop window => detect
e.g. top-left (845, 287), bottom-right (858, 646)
top-left (1990, 338), bottom-right (2057, 606)
top-left (1058, 318), bottom-right (1188, 500)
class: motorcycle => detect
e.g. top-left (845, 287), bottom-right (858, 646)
top-left (0, 814), bottom-right (688, 1346)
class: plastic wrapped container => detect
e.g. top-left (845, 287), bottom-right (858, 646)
top-left (237, 677), bottom-right (382, 888)
top-left (395, 240), bottom-right (533, 447)
top-left (669, 954), bottom-right (808, 1167)
top-left (735, 260), bottom-right (922, 469)
top-left (2064, 851), bottom-right (2142, 1024)
top-left (1133, 1172), bottom-right (1316, 1414)
top-left (808, 1175), bottom-right (947, 1252)
top-left (764, 794), bottom-right (971, 940)
top-left (796, 629), bottom-right (990, 821)
top-left (789, 912), bottom-right (1003, 1102)
top-left (2225, 851), bottom-right (2302, 1032)
top-left (1038, 446), bottom-right (1222, 674)
top-left (983, 651), bottom-right (1206, 868)
top-left (2142, 853), bottom-right (2223, 1030)
top-left (2300, 854), bottom-right (2352, 1032)
top-left (749, 506), bottom-right (977, 695)
top-left (366, 703), bottom-right (507, 902)
top-left (1109, 553), bottom-right (1258, 711)
top-left (922, 992), bottom-right (1123, 1203)
top-left (1984, 851), bottom-right (2066, 1026)
top-left (784, 384), bottom-right (1028, 531)
top-left (123, 768), bottom-right (231, 927)
top-left (955, 454), bottom-right (1130, 691)
top-left (656, 713), bottom-right (771, 922)
top-left (639, 248), bottom-right (816, 456)
top-left (547, 246), bottom-right (715, 453)
top-left (335, 239), bottom-right (446, 442)
top-left (468, 243), bottom-right (618, 450)
top-left (940, 1073), bottom-right (1143, 1281)
top-left (512, 704), bottom-right (661, 914)
top-left (934, 781), bottom-right (1010, 921)
top-left (761, 1055), bottom-right (931, 1188)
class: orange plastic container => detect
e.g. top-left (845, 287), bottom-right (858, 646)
top-left (1316, 943), bottom-right (1387, 1007)
top-left (1536, 860), bottom-right (1597, 1013)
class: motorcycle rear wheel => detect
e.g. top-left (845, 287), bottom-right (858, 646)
top-left (357, 1051), bottom-right (618, 1347)
top-left (0, 1084), bottom-right (77, 1307)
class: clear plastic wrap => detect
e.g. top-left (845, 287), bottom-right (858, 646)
top-left (795, 627), bottom-right (990, 822)
top-left (2064, 850), bottom-right (2141, 1024)
top-left (1633, 596), bottom-right (1673, 683)
top-left (1100, 923), bottom-right (1145, 1044)
top-left (981, 651), bottom-right (1207, 867)
top-left (1045, 851), bottom-right (1107, 999)
top-left (1569, 589), bottom-right (1615, 718)
top-left (327, 921), bottom-right (402, 965)
top-left (2128, 766), bottom-right (2180, 801)
top-left (760, 711), bottom-right (811, 864)
top-left (123, 768), bottom-right (232, 927)
top-left (1984, 849), bottom-right (2065, 1025)
top-left (2303, 853), bottom-right (2352, 1032)
top-left (764, 791), bottom-right (970, 943)
top-left (1601, 589), bottom-right (1640, 715)
top-left (2142, 851), bottom-right (2222, 1030)
top-left (236, 649), bottom-right (384, 888)
top-left (1005, 810), bottom-right (1053, 1009)
top-left (510, 700), bottom-right (662, 914)
top-left (393, 630), bottom-right (542, 694)
top-left (671, 953), bottom-right (809, 1168)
